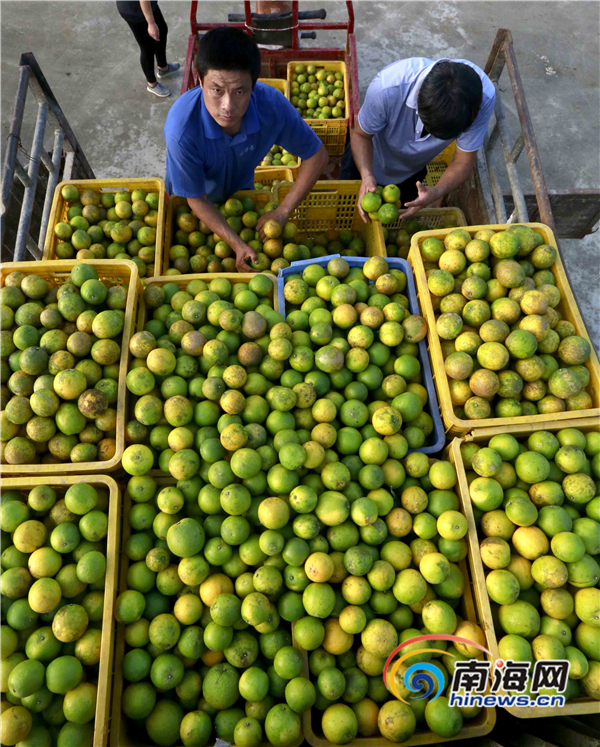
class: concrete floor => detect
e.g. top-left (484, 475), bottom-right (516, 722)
top-left (1, 0), bottom-right (598, 345)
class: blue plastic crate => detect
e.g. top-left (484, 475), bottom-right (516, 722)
top-left (276, 254), bottom-right (341, 312)
top-left (277, 255), bottom-right (445, 455)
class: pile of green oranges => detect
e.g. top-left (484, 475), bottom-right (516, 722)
top-left (281, 256), bottom-right (436, 452)
top-left (290, 64), bottom-right (346, 120)
top-left (52, 185), bottom-right (159, 278)
top-left (384, 216), bottom-right (462, 261)
top-left (1, 263), bottom-right (130, 467)
top-left (112, 255), bottom-right (492, 744)
top-left (361, 185), bottom-right (401, 225)
top-left (0, 482), bottom-right (111, 746)
top-left (416, 225), bottom-right (594, 421)
top-left (257, 144), bottom-right (298, 170)
top-left (166, 196), bottom-right (368, 275)
top-left (114, 473), bottom-right (309, 747)
top-left (462, 427), bottom-right (600, 702)
top-left (114, 449), bottom-right (483, 746)
top-left (291, 452), bottom-right (485, 745)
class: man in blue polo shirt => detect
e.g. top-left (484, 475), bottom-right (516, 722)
top-left (165, 27), bottom-right (328, 271)
top-left (341, 58), bottom-right (495, 221)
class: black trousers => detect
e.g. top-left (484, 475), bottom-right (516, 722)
top-left (120, 5), bottom-right (168, 84)
top-left (339, 142), bottom-right (428, 204)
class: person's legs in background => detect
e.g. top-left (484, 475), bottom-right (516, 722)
top-left (153, 7), bottom-right (168, 71)
top-left (124, 17), bottom-right (159, 84)
top-left (154, 6), bottom-right (181, 79)
top-left (120, 11), bottom-right (171, 96)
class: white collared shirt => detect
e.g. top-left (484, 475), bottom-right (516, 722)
top-left (358, 57), bottom-right (496, 184)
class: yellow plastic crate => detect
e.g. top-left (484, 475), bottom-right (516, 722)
top-left (134, 273), bottom-right (278, 478)
top-left (0, 259), bottom-right (141, 475)
top-left (254, 167), bottom-right (295, 188)
top-left (256, 158), bottom-right (301, 180)
top-left (42, 178), bottom-right (166, 278)
top-left (409, 223), bottom-right (600, 437)
top-left (275, 180), bottom-right (386, 256)
top-left (255, 79), bottom-right (301, 178)
top-left (451, 415), bottom-right (600, 717)
top-left (287, 61), bottom-right (349, 156)
top-left (384, 207), bottom-right (467, 236)
top-left (297, 559), bottom-right (496, 747)
top-left (163, 190), bottom-right (272, 274)
top-left (259, 76), bottom-right (290, 98)
top-left (136, 271), bottom-right (278, 332)
top-left (2, 474), bottom-right (121, 747)
top-left (424, 141), bottom-right (457, 187)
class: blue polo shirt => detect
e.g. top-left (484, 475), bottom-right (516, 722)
top-left (358, 58), bottom-right (496, 184)
top-left (164, 82), bottom-right (322, 202)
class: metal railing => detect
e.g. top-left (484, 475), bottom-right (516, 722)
top-left (478, 29), bottom-right (555, 228)
top-left (450, 29), bottom-right (599, 240)
top-left (1, 52), bottom-right (94, 262)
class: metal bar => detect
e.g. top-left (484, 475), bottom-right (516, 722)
top-left (475, 29), bottom-right (566, 232)
top-left (20, 53), bottom-right (95, 180)
top-left (560, 716), bottom-right (600, 742)
top-left (348, 34), bottom-right (359, 129)
top-left (483, 131), bottom-right (508, 223)
top-left (287, 21), bottom-right (350, 30)
top-left (531, 719), bottom-right (600, 747)
top-left (493, 87), bottom-right (529, 222)
top-left (182, 33), bottom-right (196, 95)
top-left (291, 1), bottom-right (298, 49)
top-left (510, 133), bottom-right (525, 163)
top-left (502, 34), bottom-right (555, 229)
top-left (63, 151), bottom-right (75, 182)
top-left (468, 158), bottom-right (493, 224)
top-left (487, 121), bottom-right (501, 152)
top-left (510, 734), bottom-right (561, 747)
top-left (26, 234), bottom-right (41, 261)
top-left (346, 1), bottom-right (355, 34)
top-left (257, 48), bottom-right (346, 61)
top-left (14, 101), bottom-right (48, 261)
top-left (190, 0), bottom-right (198, 36)
top-left (14, 160), bottom-right (33, 190)
top-left (476, 149), bottom-right (498, 223)
top-left (503, 189), bottom-right (600, 238)
top-left (4, 53), bottom-right (95, 263)
top-left (244, 0), bottom-right (253, 36)
top-left (194, 20), bottom-right (350, 31)
top-left (38, 147), bottom-right (55, 174)
top-left (484, 28), bottom-right (509, 82)
top-left (1, 64), bottom-right (30, 247)
top-left (38, 128), bottom-right (65, 249)
top-left (195, 22), bottom-right (247, 30)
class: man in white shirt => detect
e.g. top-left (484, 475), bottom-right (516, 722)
top-left (341, 58), bottom-right (495, 220)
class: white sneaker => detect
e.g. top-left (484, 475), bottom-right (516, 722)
top-left (147, 82), bottom-right (170, 97)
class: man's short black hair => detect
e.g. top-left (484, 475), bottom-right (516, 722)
top-left (417, 61), bottom-right (484, 140)
top-left (196, 27), bottom-right (261, 85)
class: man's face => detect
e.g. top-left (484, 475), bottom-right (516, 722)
top-left (200, 70), bottom-right (253, 133)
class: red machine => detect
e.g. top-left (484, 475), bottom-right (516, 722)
top-left (181, 0), bottom-right (360, 128)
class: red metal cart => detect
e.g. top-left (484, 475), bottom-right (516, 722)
top-left (181, 0), bottom-right (360, 130)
